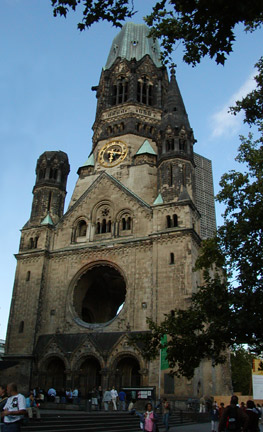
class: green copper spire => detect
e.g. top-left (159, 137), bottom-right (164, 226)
top-left (105, 22), bottom-right (162, 69)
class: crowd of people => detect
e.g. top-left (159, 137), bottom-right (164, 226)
top-left (210, 395), bottom-right (263, 432)
top-left (2, 382), bottom-right (263, 432)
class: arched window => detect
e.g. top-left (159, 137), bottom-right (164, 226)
top-left (34, 236), bottom-right (39, 248)
top-left (29, 238), bottom-right (34, 249)
top-left (19, 321), bottom-right (24, 333)
top-left (170, 253), bottom-right (175, 265)
top-left (26, 271), bottom-right (31, 282)
top-left (137, 76), bottom-right (153, 105)
top-left (166, 138), bottom-right (174, 152)
top-left (166, 214), bottom-right (178, 228)
top-left (119, 214), bottom-right (132, 233)
top-left (112, 77), bottom-right (128, 105)
top-left (96, 222), bottom-right (101, 234)
top-left (166, 215), bottom-right (171, 228)
top-left (77, 220), bottom-right (87, 237)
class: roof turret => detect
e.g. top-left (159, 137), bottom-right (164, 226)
top-left (160, 67), bottom-right (191, 131)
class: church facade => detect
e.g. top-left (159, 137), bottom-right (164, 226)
top-left (4, 23), bottom-right (232, 398)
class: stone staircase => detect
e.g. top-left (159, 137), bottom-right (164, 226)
top-left (21, 410), bottom-right (196, 432)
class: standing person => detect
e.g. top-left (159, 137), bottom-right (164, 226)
top-left (72, 387), bottom-right (78, 404)
top-left (210, 403), bottom-right (219, 432)
top-left (97, 386), bottom-right (103, 410)
top-left (91, 387), bottom-right (98, 410)
top-left (25, 393), bottom-right (41, 420)
top-left (245, 400), bottom-right (260, 432)
top-left (162, 398), bottom-right (170, 432)
top-left (219, 402), bottom-right (225, 419)
top-left (110, 386), bottom-right (118, 411)
top-left (0, 385), bottom-right (8, 430)
top-left (102, 388), bottom-right (112, 411)
top-left (1, 383), bottom-right (26, 432)
top-left (142, 402), bottom-right (158, 432)
top-left (118, 389), bottom-right (126, 411)
top-left (219, 395), bottom-right (249, 432)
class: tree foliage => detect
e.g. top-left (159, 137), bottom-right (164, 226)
top-left (51, 0), bottom-right (263, 65)
top-left (231, 347), bottom-right (253, 395)
top-left (132, 57), bottom-right (263, 378)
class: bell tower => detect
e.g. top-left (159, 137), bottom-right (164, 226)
top-left (30, 151), bottom-right (70, 226)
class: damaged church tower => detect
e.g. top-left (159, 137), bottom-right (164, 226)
top-left (4, 23), bottom-right (231, 398)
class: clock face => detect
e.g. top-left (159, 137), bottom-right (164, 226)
top-left (98, 140), bottom-right (128, 167)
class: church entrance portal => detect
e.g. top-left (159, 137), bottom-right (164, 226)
top-left (40, 357), bottom-right (66, 390)
top-left (76, 357), bottom-right (101, 397)
top-left (73, 264), bottom-right (126, 324)
top-left (115, 356), bottom-right (141, 388)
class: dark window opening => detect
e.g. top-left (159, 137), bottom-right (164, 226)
top-left (19, 321), bottom-right (24, 333)
top-left (101, 219), bottom-right (107, 233)
top-left (112, 78), bottom-right (128, 105)
top-left (170, 253), bottom-right (175, 265)
top-left (34, 236), bottom-right (39, 248)
top-left (137, 77), bottom-right (153, 106)
top-left (73, 265), bottom-right (126, 324)
top-left (166, 138), bottom-right (174, 152)
top-left (26, 271), bottom-right (31, 281)
top-left (77, 220), bottom-right (87, 237)
top-left (169, 164), bottom-right (173, 186)
top-left (166, 214), bottom-right (178, 228)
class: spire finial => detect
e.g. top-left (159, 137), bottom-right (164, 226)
top-left (170, 63), bottom-right (177, 78)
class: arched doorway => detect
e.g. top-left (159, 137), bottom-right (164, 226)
top-left (76, 357), bottom-right (101, 397)
top-left (115, 356), bottom-right (141, 388)
top-left (41, 357), bottom-right (66, 391)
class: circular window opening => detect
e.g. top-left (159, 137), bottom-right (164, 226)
top-left (73, 265), bottom-right (126, 324)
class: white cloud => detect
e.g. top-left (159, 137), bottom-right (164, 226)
top-left (210, 71), bottom-right (256, 138)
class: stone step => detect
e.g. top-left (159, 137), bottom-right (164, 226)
top-left (21, 411), bottom-right (195, 432)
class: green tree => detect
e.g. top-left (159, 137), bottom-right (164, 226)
top-left (51, 0), bottom-right (263, 65)
top-left (131, 57), bottom-right (263, 379)
top-left (231, 347), bottom-right (253, 395)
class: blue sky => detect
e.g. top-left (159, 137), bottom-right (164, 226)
top-left (0, 0), bottom-right (262, 339)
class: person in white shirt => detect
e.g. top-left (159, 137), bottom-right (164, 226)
top-left (110, 386), bottom-right (118, 411)
top-left (1, 383), bottom-right (26, 432)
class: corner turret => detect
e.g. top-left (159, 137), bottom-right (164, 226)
top-left (29, 151), bottom-right (70, 225)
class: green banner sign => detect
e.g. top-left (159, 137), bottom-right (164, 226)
top-left (161, 334), bottom-right (169, 370)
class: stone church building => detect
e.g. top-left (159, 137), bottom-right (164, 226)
top-left (4, 23), bottom-right (231, 398)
